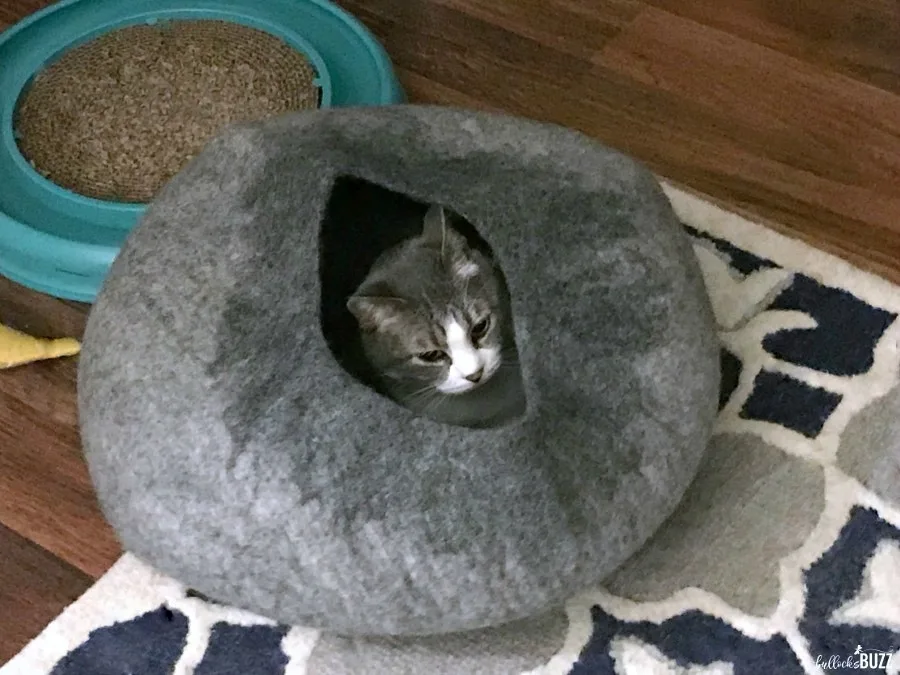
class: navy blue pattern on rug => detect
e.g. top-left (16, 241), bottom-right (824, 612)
top-left (566, 228), bottom-right (900, 674)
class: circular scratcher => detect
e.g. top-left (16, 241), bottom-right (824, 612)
top-left (0, 0), bottom-right (404, 303)
top-left (15, 20), bottom-right (322, 203)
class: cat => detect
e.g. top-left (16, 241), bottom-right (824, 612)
top-left (346, 203), bottom-right (524, 428)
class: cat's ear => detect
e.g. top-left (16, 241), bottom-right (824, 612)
top-left (422, 204), bottom-right (449, 250)
top-left (423, 204), bottom-right (471, 264)
top-left (347, 291), bottom-right (407, 332)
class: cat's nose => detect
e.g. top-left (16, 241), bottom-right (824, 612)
top-left (465, 368), bottom-right (484, 383)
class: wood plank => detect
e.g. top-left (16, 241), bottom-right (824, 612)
top-left (427, 0), bottom-right (642, 59)
top-left (0, 522), bottom-right (92, 664)
top-left (0, 278), bottom-right (119, 578)
top-left (0, 278), bottom-right (88, 340)
top-left (0, 372), bottom-right (122, 578)
top-left (340, 0), bottom-right (599, 88)
top-left (645, 0), bottom-right (900, 93)
top-left (596, 6), bottom-right (900, 280)
top-left (395, 66), bottom-right (504, 113)
top-left (0, 0), bottom-right (41, 30)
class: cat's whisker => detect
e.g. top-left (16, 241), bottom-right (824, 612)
top-left (422, 291), bottom-right (437, 313)
top-left (411, 393), bottom-right (439, 408)
top-left (405, 384), bottom-right (438, 403)
top-left (421, 394), bottom-right (447, 418)
top-left (408, 389), bottom-right (441, 417)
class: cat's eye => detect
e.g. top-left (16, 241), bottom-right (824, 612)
top-left (417, 350), bottom-right (448, 364)
top-left (470, 317), bottom-right (491, 340)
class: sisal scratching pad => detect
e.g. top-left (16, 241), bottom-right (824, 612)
top-left (14, 20), bottom-right (321, 203)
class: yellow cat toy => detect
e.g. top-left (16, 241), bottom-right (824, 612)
top-left (0, 324), bottom-right (80, 369)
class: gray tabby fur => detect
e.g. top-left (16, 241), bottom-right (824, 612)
top-left (347, 203), bottom-right (524, 428)
top-left (78, 105), bottom-right (720, 636)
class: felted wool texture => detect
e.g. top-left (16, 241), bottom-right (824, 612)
top-left (77, 105), bottom-right (721, 636)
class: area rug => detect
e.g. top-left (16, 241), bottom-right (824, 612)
top-left (3, 183), bottom-right (900, 675)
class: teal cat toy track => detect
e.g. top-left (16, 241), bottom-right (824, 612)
top-left (0, 0), bottom-right (404, 302)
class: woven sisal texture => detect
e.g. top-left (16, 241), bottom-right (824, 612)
top-left (14, 20), bottom-right (321, 203)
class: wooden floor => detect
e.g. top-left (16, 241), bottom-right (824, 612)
top-left (1, 0), bottom-right (899, 663)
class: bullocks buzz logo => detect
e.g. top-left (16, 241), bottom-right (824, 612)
top-left (816, 645), bottom-right (897, 671)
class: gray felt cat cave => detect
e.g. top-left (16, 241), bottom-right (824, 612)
top-left (77, 106), bottom-right (721, 637)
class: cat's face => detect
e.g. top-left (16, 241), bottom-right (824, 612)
top-left (348, 205), bottom-right (507, 399)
